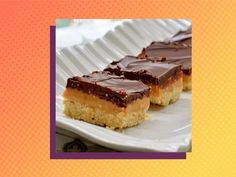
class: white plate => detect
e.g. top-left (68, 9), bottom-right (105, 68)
top-left (56, 19), bottom-right (192, 152)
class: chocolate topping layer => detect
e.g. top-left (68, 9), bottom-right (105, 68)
top-left (66, 71), bottom-right (150, 107)
top-left (139, 28), bottom-right (192, 75)
top-left (104, 56), bottom-right (181, 85)
top-left (167, 27), bottom-right (192, 45)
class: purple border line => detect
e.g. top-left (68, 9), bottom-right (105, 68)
top-left (50, 26), bottom-right (186, 159)
top-left (50, 26), bottom-right (56, 159)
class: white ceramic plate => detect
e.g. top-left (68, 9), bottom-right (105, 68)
top-left (56, 19), bottom-right (192, 152)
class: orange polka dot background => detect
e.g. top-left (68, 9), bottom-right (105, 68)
top-left (1, 0), bottom-right (236, 176)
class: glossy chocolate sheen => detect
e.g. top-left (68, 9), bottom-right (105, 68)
top-left (139, 29), bottom-right (192, 75)
top-left (104, 56), bottom-right (181, 85)
top-left (66, 71), bottom-right (150, 107)
top-left (167, 27), bottom-right (192, 45)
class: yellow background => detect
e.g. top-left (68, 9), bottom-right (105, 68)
top-left (0, 0), bottom-right (236, 176)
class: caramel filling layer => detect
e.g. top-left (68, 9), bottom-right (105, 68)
top-left (183, 73), bottom-right (192, 90)
top-left (63, 88), bottom-right (150, 114)
top-left (147, 71), bottom-right (183, 105)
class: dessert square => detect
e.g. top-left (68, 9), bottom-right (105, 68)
top-left (138, 29), bottom-right (192, 91)
top-left (104, 56), bottom-right (183, 106)
top-left (63, 71), bottom-right (150, 129)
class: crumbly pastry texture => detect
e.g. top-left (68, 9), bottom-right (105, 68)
top-left (63, 88), bottom-right (150, 129)
top-left (63, 71), bottom-right (150, 128)
top-left (149, 72), bottom-right (183, 106)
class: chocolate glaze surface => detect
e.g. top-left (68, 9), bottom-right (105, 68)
top-left (139, 28), bottom-right (192, 75)
top-left (66, 71), bottom-right (150, 107)
top-left (167, 27), bottom-right (192, 45)
top-left (104, 56), bottom-right (181, 85)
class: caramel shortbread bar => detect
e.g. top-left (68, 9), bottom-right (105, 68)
top-left (63, 71), bottom-right (150, 129)
top-left (139, 28), bottom-right (192, 91)
top-left (104, 56), bottom-right (183, 106)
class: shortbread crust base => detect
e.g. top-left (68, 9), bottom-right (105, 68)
top-left (63, 88), bottom-right (150, 129)
top-left (149, 72), bottom-right (183, 106)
